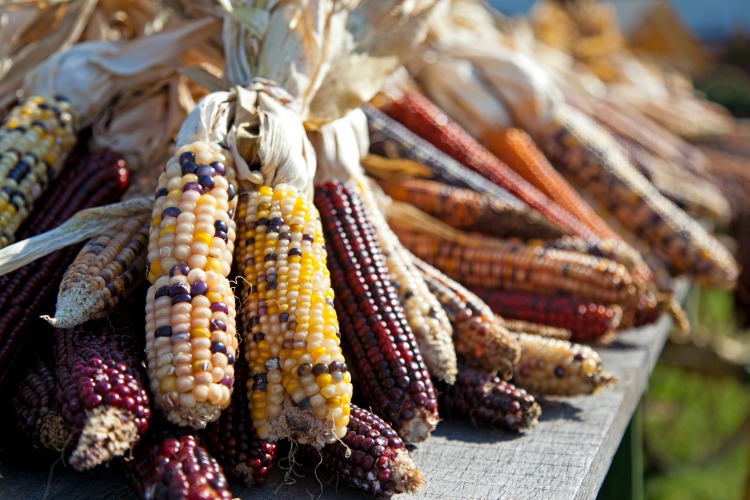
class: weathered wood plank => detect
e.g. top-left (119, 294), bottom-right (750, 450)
top-left (0, 285), bottom-right (683, 499)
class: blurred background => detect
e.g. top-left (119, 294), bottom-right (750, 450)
top-left (487, 1), bottom-right (750, 499)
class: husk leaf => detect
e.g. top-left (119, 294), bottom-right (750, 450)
top-left (309, 108), bottom-right (369, 185)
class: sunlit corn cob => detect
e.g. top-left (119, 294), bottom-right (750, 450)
top-left (54, 157), bottom-right (155, 329)
top-left (0, 95), bottom-right (77, 248)
top-left (539, 106), bottom-right (738, 288)
top-left (315, 181), bottom-right (438, 443)
top-left (379, 92), bottom-right (597, 240)
top-left (486, 127), bottom-right (621, 242)
top-left (9, 349), bottom-right (70, 454)
top-left (512, 333), bottom-right (617, 396)
top-left (0, 149), bottom-right (128, 391)
top-left (298, 403), bottom-right (425, 498)
top-left (378, 176), bottom-right (564, 241)
top-left (471, 288), bottom-right (622, 344)
top-left (416, 258), bottom-right (520, 379)
top-left (358, 181), bottom-right (457, 383)
top-left (145, 145), bottom-right (239, 429)
top-left (437, 363), bottom-right (540, 432)
top-left (500, 319), bottom-right (572, 340)
top-left (54, 319), bottom-right (151, 471)
top-left (393, 224), bottom-right (638, 307)
top-left (204, 352), bottom-right (277, 487)
top-left (236, 184), bottom-right (353, 447)
top-left (123, 428), bottom-right (233, 500)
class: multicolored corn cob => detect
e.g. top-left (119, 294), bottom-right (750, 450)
top-left (539, 105), bottom-right (738, 288)
top-left (415, 257), bottom-right (520, 379)
top-left (9, 349), bottom-right (70, 454)
top-left (486, 127), bottom-right (621, 242)
top-left (437, 363), bottom-right (540, 432)
top-left (145, 144), bottom-right (239, 428)
top-left (379, 91), bottom-right (597, 240)
top-left (512, 333), bottom-right (617, 396)
top-left (54, 319), bottom-right (151, 470)
top-left (500, 319), bottom-right (572, 340)
top-left (203, 352), bottom-right (276, 487)
top-left (235, 184), bottom-right (353, 447)
top-left (471, 288), bottom-right (622, 343)
top-left (315, 181), bottom-right (439, 443)
top-left (0, 149), bottom-right (127, 391)
top-left (358, 180), bottom-right (457, 383)
top-left (0, 95), bottom-right (77, 248)
top-left (393, 224), bottom-right (638, 307)
top-left (123, 428), bottom-right (233, 500)
top-left (378, 176), bottom-right (564, 241)
top-left (299, 403), bottom-right (425, 498)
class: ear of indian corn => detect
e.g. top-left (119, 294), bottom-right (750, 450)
top-left (0, 149), bottom-right (128, 392)
top-left (378, 176), bottom-right (564, 241)
top-left (538, 105), bottom-right (738, 288)
top-left (471, 288), bottom-right (622, 344)
top-left (235, 184), bottom-right (353, 447)
top-left (54, 318), bottom-right (151, 471)
top-left (415, 257), bottom-right (520, 379)
top-left (357, 180), bottom-right (457, 383)
top-left (315, 180), bottom-right (439, 443)
top-left (437, 363), bottom-right (540, 432)
top-left (512, 333), bottom-right (618, 396)
top-left (378, 91), bottom-right (597, 240)
top-left (203, 350), bottom-right (277, 487)
top-left (123, 428), bottom-right (233, 500)
top-left (500, 319), bottom-right (572, 340)
top-left (393, 224), bottom-right (638, 307)
top-left (0, 95), bottom-right (77, 248)
top-left (298, 403), bottom-right (425, 498)
top-left (144, 145), bottom-right (239, 429)
top-left (9, 348), bottom-right (70, 454)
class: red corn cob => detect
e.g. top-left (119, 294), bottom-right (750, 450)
top-left (203, 352), bottom-right (276, 486)
top-left (471, 288), bottom-right (622, 343)
top-left (315, 180), bottom-right (439, 443)
top-left (437, 363), bottom-right (540, 432)
top-left (298, 403), bottom-right (425, 498)
top-left (0, 149), bottom-right (128, 391)
top-left (380, 91), bottom-right (597, 240)
top-left (54, 318), bottom-right (151, 470)
top-left (123, 428), bottom-right (233, 500)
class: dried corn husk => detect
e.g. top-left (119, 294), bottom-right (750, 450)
top-left (82, 0), bottom-right (172, 41)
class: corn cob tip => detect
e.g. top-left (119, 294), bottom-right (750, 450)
top-left (40, 413), bottom-right (70, 453)
top-left (592, 371), bottom-right (619, 394)
top-left (392, 448), bottom-right (426, 494)
top-left (165, 403), bottom-right (223, 430)
top-left (398, 409), bottom-right (440, 444)
top-left (46, 285), bottom-right (100, 329)
top-left (68, 406), bottom-right (140, 471)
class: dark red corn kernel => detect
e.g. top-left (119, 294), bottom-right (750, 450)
top-left (53, 318), bottom-right (151, 470)
top-left (436, 364), bottom-right (541, 432)
top-left (298, 404), bottom-right (423, 498)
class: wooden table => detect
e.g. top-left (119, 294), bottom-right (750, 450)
top-left (0, 294), bottom-right (681, 499)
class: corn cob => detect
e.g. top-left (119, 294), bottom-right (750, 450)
top-left (378, 176), bottom-right (564, 241)
top-left (144, 144), bottom-right (239, 429)
top-left (123, 428), bottom-right (233, 500)
top-left (512, 333), bottom-right (617, 396)
top-left (437, 363), bottom-right (540, 432)
top-left (379, 92), bottom-right (597, 240)
top-left (298, 403), bottom-right (425, 498)
top-left (538, 106), bottom-right (738, 288)
top-left (393, 224), bottom-right (638, 307)
top-left (415, 258), bottom-right (520, 379)
top-left (9, 349), bottom-right (70, 454)
top-left (471, 288), bottom-right (621, 344)
top-left (315, 181), bottom-right (438, 443)
top-left (358, 180), bottom-right (457, 383)
top-left (500, 319), bottom-right (572, 340)
top-left (0, 95), bottom-right (78, 248)
top-left (235, 184), bottom-right (353, 447)
top-left (54, 319), bottom-right (151, 471)
top-left (0, 149), bottom-right (127, 391)
top-left (486, 128), bottom-right (621, 242)
top-left (203, 351), bottom-right (277, 487)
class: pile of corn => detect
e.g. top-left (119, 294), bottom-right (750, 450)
top-left (0, 1), bottom-right (744, 498)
